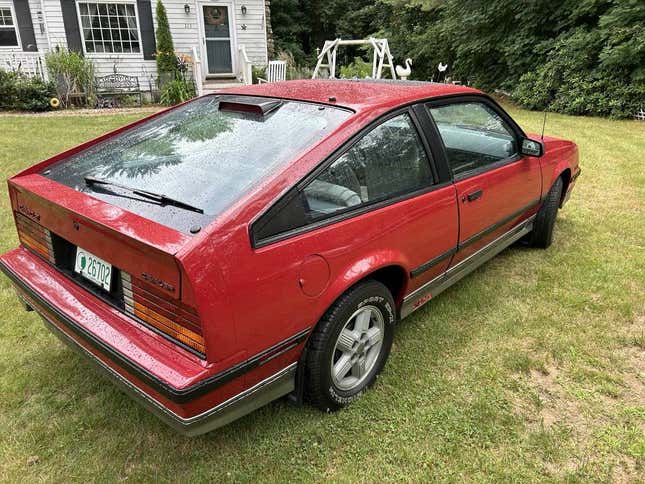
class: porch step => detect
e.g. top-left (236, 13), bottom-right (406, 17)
top-left (202, 80), bottom-right (245, 94)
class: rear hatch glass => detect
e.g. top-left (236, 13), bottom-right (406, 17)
top-left (43, 95), bottom-right (352, 234)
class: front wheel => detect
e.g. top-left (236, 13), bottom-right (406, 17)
top-left (530, 177), bottom-right (564, 248)
top-left (304, 280), bottom-right (396, 412)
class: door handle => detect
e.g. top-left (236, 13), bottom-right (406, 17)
top-left (462, 189), bottom-right (483, 202)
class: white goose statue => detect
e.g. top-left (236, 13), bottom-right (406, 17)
top-left (395, 58), bottom-right (413, 80)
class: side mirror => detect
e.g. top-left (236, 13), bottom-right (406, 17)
top-left (520, 138), bottom-right (544, 157)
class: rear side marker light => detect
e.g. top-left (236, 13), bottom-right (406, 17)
top-left (15, 213), bottom-right (55, 264)
top-left (121, 272), bottom-right (205, 354)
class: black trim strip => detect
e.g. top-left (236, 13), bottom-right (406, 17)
top-left (0, 259), bottom-right (309, 404)
top-left (410, 248), bottom-right (456, 279)
top-left (459, 198), bottom-right (541, 250)
top-left (408, 198), bottom-right (542, 279)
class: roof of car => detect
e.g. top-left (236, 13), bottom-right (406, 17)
top-left (220, 79), bottom-right (482, 115)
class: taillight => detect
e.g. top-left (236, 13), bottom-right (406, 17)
top-left (15, 212), bottom-right (55, 263)
top-left (120, 272), bottom-right (205, 354)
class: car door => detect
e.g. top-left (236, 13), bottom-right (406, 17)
top-left (425, 98), bottom-right (542, 265)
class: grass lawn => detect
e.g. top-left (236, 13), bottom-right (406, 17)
top-left (0, 107), bottom-right (643, 482)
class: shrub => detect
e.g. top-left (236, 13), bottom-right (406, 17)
top-left (251, 65), bottom-right (264, 84)
top-left (0, 70), bottom-right (19, 108)
top-left (513, 28), bottom-right (645, 119)
top-left (275, 51), bottom-right (312, 80)
top-left (155, 0), bottom-right (177, 76)
top-left (0, 70), bottom-right (56, 111)
top-left (160, 78), bottom-right (194, 105)
top-left (45, 49), bottom-right (94, 106)
top-left (339, 57), bottom-right (372, 79)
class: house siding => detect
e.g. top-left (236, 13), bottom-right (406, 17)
top-left (43, 0), bottom-right (67, 49)
top-left (2, 0), bottom-right (268, 90)
top-left (101, 0), bottom-right (268, 86)
top-left (159, 0), bottom-right (268, 70)
top-left (28, 0), bottom-right (49, 50)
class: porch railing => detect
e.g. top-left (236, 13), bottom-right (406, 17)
top-left (191, 47), bottom-right (203, 96)
top-left (0, 52), bottom-right (48, 80)
top-left (238, 45), bottom-right (252, 85)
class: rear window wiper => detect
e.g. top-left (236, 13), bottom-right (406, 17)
top-left (84, 176), bottom-right (204, 214)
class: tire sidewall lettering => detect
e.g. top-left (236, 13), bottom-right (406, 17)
top-left (326, 292), bottom-right (395, 405)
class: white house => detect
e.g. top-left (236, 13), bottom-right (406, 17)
top-left (0, 0), bottom-right (272, 92)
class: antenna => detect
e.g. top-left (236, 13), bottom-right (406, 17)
top-left (541, 110), bottom-right (547, 140)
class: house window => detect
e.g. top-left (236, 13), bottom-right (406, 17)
top-left (0, 7), bottom-right (19, 47)
top-left (77, 2), bottom-right (141, 53)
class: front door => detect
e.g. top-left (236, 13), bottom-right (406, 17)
top-left (426, 99), bottom-right (542, 265)
top-left (201, 4), bottom-right (234, 76)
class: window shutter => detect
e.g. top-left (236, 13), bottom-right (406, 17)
top-left (12, 0), bottom-right (37, 51)
top-left (136, 0), bottom-right (156, 60)
top-left (59, 0), bottom-right (83, 53)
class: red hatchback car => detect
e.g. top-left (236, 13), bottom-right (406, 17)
top-left (1, 80), bottom-right (580, 435)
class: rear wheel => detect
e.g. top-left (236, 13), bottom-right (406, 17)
top-left (304, 280), bottom-right (395, 412)
top-left (530, 177), bottom-right (563, 248)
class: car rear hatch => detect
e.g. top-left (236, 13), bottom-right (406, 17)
top-left (8, 174), bottom-right (207, 356)
top-left (5, 95), bottom-right (353, 359)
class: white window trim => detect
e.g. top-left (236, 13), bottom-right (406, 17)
top-left (75, 0), bottom-right (144, 58)
top-left (0, 3), bottom-right (21, 50)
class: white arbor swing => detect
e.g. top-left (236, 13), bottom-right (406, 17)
top-left (312, 38), bottom-right (397, 80)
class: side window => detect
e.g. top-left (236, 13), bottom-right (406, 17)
top-left (303, 113), bottom-right (433, 220)
top-left (253, 112), bottom-right (434, 244)
top-left (427, 102), bottom-right (518, 177)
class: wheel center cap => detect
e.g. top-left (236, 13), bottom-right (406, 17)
top-left (356, 342), bottom-right (366, 355)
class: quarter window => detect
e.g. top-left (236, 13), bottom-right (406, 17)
top-left (428, 102), bottom-right (518, 177)
top-left (0, 7), bottom-right (19, 47)
top-left (253, 112), bottom-right (434, 243)
top-left (303, 113), bottom-right (433, 220)
top-left (77, 2), bottom-right (140, 53)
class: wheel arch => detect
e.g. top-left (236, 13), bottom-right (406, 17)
top-left (293, 260), bottom-right (404, 407)
top-left (323, 255), bottom-right (410, 319)
top-left (557, 168), bottom-right (571, 207)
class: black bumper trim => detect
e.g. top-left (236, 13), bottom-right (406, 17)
top-left (0, 259), bottom-right (310, 404)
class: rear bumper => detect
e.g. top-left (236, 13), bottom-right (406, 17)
top-left (0, 248), bottom-right (298, 435)
top-left (40, 309), bottom-right (296, 435)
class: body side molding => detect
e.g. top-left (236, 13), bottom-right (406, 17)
top-left (401, 215), bottom-right (536, 318)
top-left (409, 199), bottom-right (541, 279)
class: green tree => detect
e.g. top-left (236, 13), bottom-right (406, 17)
top-left (270, 0), bottom-right (383, 65)
top-left (270, 0), bottom-right (645, 118)
top-left (155, 0), bottom-right (177, 75)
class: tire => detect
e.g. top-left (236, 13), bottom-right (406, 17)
top-left (530, 176), bottom-right (564, 248)
top-left (304, 280), bottom-right (396, 412)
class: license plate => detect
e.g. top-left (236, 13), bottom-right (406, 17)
top-left (74, 247), bottom-right (112, 291)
